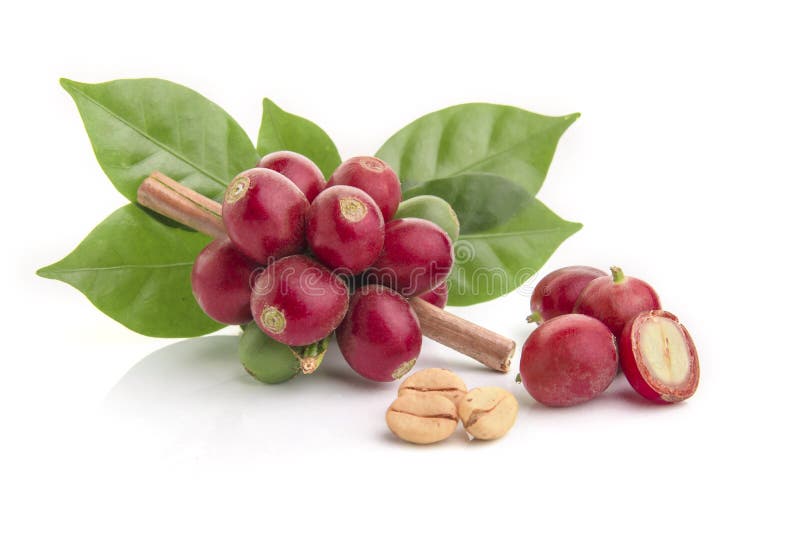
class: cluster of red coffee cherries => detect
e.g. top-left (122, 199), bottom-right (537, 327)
top-left (190, 152), bottom-right (454, 382)
top-left (518, 266), bottom-right (700, 406)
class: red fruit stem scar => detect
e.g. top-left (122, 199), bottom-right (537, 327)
top-left (225, 175), bottom-right (250, 204)
top-left (136, 171), bottom-right (515, 372)
top-left (361, 158), bottom-right (385, 171)
top-left (260, 306), bottom-right (287, 334)
top-left (392, 358), bottom-right (418, 380)
top-left (611, 265), bottom-right (625, 283)
top-left (526, 311), bottom-right (542, 324)
top-left (339, 197), bottom-right (367, 222)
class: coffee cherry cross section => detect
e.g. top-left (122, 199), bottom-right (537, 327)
top-left (137, 156), bottom-right (516, 382)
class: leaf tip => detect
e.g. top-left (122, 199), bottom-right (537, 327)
top-left (35, 264), bottom-right (54, 279)
top-left (59, 77), bottom-right (78, 90)
top-left (59, 78), bottom-right (88, 99)
top-left (261, 96), bottom-right (277, 110)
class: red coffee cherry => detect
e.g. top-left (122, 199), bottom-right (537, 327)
top-left (336, 285), bottom-right (422, 382)
top-left (619, 310), bottom-right (700, 404)
top-left (573, 266), bottom-right (661, 338)
top-left (328, 156), bottom-right (401, 221)
top-left (368, 218), bottom-right (454, 297)
top-left (251, 255), bottom-right (349, 346)
top-left (191, 239), bottom-right (257, 325)
top-left (306, 185), bottom-right (385, 275)
top-left (520, 314), bottom-right (618, 407)
top-left (222, 168), bottom-right (309, 264)
top-left (258, 150), bottom-right (326, 203)
top-left (528, 266), bottom-right (605, 324)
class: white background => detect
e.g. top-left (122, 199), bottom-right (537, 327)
top-left (3, 1), bottom-right (798, 532)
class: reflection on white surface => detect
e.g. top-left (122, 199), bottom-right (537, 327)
top-left (102, 333), bottom-right (661, 461)
top-left (103, 336), bottom-right (491, 459)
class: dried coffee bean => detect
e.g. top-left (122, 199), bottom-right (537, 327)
top-left (386, 393), bottom-right (458, 444)
top-left (398, 368), bottom-right (467, 407)
top-left (458, 387), bottom-right (518, 440)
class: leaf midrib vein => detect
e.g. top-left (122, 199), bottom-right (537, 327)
top-left (42, 262), bottom-right (193, 275)
top-left (72, 86), bottom-right (227, 187)
top-left (461, 227), bottom-right (575, 241)
top-left (425, 128), bottom-right (552, 182)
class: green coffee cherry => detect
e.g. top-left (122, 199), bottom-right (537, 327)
top-left (394, 195), bottom-right (460, 243)
top-left (239, 322), bottom-right (328, 384)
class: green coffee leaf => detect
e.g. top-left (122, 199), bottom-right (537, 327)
top-left (37, 204), bottom-right (222, 337)
top-left (257, 98), bottom-right (342, 177)
top-left (376, 103), bottom-right (579, 195)
top-left (447, 200), bottom-right (582, 307)
top-left (61, 78), bottom-right (258, 202)
top-left (403, 173), bottom-right (531, 234)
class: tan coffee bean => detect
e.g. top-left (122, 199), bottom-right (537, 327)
top-left (386, 393), bottom-right (459, 444)
top-left (458, 387), bottom-right (518, 440)
top-left (398, 368), bottom-right (468, 407)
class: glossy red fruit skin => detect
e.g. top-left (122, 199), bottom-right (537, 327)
top-left (191, 239), bottom-right (258, 325)
top-left (327, 156), bottom-right (401, 221)
top-left (222, 168), bottom-right (310, 264)
top-left (529, 266), bottom-right (605, 323)
top-left (520, 314), bottom-right (618, 407)
top-left (250, 255), bottom-right (349, 346)
top-left (620, 310), bottom-right (700, 404)
top-left (336, 285), bottom-right (422, 382)
top-left (368, 218), bottom-right (454, 297)
top-left (306, 185), bottom-right (385, 275)
top-left (258, 150), bottom-right (326, 203)
top-left (418, 282), bottom-right (448, 308)
top-left (573, 267), bottom-right (661, 338)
